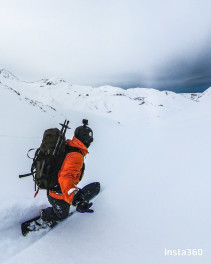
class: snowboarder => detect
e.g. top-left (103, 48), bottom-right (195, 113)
top-left (40, 120), bottom-right (94, 226)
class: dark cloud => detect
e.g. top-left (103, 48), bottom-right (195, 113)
top-left (145, 39), bottom-right (211, 92)
top-left (105, 38), bottom-right (211, 93)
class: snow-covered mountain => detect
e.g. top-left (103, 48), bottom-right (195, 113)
top-left (0, 68), bottom-right (203, 122)
top-left (1, 69), bottom-right (211, 264)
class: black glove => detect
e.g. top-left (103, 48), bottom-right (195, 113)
top-left (72, 189), bottom-right (84, 206)
top-left (73, 189), bottom-right (94, 213)
top-left (76, 201), bottom-right (94, 213)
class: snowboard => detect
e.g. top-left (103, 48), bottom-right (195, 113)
top-left (21, 182), bottom-right (100, 236)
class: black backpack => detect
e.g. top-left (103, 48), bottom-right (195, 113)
top-left (20, 120), bottom-right (85, 195)
top-left (31, 127), bottom-right (67, 191)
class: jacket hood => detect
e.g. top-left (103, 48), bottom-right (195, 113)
top-left (66, 136), bottom-right (88, 156)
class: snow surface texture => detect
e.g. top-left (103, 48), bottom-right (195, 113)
top-left (0, 69), bottom-right (211, 264)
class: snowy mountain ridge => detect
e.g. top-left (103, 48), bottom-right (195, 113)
top-left (0, 68), bottom-right (19, 80)
top-left (1, 69), bottom-right (210, 123)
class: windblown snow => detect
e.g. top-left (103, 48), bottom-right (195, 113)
top-left (0, 69), bottom-right (211, 264)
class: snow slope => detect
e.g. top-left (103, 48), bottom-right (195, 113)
top-left (0, 69), bottom-right (211, 264)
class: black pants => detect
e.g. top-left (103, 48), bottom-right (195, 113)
top-left (41, 195), bottom-right (70, 222)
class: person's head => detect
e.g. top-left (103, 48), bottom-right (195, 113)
top-left (74, 119), bottom-right (93, 148)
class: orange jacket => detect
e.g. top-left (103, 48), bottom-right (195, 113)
top-left (49, 136), bottom-right (88, 204)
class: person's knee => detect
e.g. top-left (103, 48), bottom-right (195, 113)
top-left (56, 209), bottom-right (69, 220)
top-left (41, 207), bottom-right (58, 222)
top-left (47, 195), bottom-right (70, 220)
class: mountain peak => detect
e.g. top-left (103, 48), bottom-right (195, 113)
top-left (0, 68), bottom-right (19, 80)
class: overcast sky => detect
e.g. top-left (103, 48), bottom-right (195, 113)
top-left (0, 0), bottom-right (211, 92)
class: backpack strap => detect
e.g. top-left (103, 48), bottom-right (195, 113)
top-left (27, 148), bottom-right (38, 159)
top-left (19, 148), bottom-right (40, 181)
top-left (65, 146), bottom-right (83, 155)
